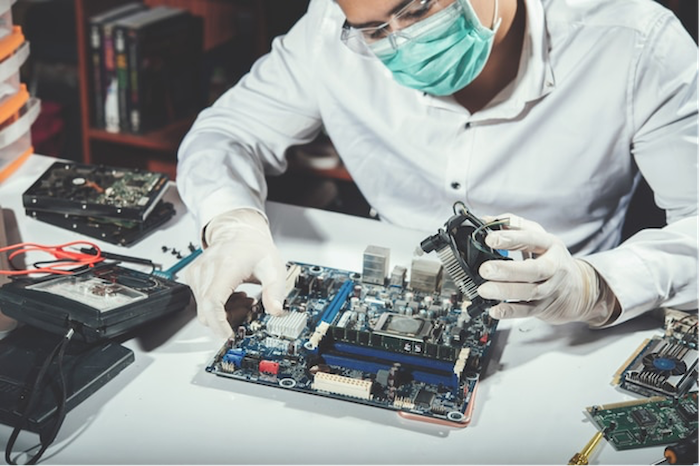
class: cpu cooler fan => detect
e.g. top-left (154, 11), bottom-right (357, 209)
top-left (420, 202), bottom-right (510, 317)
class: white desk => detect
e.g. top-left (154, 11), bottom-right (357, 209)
top-left (0, 155), bottom-right (675, 465)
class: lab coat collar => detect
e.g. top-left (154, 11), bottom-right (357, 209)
top-left (424, 0), bottom-right (555, 121)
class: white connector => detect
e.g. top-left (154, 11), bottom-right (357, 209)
top-left (453, 348), bottom-right (471, 376)
top-left (305, 321), bottom-right (330, 350)
top-left (312, 372), bottom-right (372, 400)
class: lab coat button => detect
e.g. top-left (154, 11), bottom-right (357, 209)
top-left (451, 182), bottom-right (461, 190)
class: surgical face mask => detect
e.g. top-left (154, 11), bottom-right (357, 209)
top-left (370, 0), bottom-right (501, 96)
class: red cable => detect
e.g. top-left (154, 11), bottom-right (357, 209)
top-left (0, 241), bottom-right (104, 275)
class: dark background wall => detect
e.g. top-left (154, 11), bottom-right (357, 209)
top-left (14, 0), bottom-right (696, 163)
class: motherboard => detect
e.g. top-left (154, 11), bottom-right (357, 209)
top-left (206, 254), bottom-right (499, 427)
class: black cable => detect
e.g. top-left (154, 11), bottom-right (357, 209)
top-left (4, 327), bottom-right (75, 465)
top-left (30, 260), bottom-right (90, 275)
top-left (79, 247), bottom-right (155, 269)
top-left (30, 259), bottom-right (79, 268)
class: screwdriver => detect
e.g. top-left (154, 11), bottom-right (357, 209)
top-left (569, 424), bottom-right (616, 465)
top-left (152, 247), bottom-right (202, 280)
top-left (652, 429), bottom-right (698, 465)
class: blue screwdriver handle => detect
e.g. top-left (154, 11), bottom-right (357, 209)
top-left (155, 248), bottom-right (202, 280)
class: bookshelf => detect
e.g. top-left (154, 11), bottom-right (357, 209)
top-left (73, 0), bottom-right (322, 180)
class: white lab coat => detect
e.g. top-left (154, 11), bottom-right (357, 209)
top-left (177, 0), bottom-right (698, 325)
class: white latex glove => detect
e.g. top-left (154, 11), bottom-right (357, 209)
top-left (184, 208), bottom-right (287, 338)
top-left (476, 213), bottom-right (619, 326)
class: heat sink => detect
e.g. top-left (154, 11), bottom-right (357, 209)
top-left (267, 312), bottom-right (308, 340)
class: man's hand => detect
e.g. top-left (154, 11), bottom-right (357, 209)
top-left (184, 209), bottom-right (287, 338)
top-left (476, 213), bottom-right (619, 326)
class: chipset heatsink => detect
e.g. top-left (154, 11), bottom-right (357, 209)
top-left (267, 312), bottom-right (308, 340)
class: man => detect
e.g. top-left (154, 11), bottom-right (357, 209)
top-left (177, 0), bottom-right (698, 339)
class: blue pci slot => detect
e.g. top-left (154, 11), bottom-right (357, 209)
top-left (320, 280), bottom-right (354, 324)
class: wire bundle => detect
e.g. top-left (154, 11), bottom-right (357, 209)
top-left (0, 241), bottom-right (104, 275)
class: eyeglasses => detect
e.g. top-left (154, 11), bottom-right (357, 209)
top-left (341, 0), bottom-right (458, 56)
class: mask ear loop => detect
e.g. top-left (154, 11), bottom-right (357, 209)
top-left (491, 0), bottom-right (502, 31)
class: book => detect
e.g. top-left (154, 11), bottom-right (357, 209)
top-left (113, 6), bottom-right (203, 134)
top-left (88, 2), bottom-right (147, 131)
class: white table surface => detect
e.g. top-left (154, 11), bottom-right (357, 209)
top-left (0, 155), bottom-right (677, 465)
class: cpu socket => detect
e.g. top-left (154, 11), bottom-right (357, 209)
top-left (373, 313), bottom-right (432, 342)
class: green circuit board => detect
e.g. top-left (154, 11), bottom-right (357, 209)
top-left (586, 392), bottom-right (698, 450)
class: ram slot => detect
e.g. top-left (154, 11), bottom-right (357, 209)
top-left (331, 342), bottom-right (456, 373)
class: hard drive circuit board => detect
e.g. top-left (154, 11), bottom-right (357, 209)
top-left (206, 261), bottom-right (499, 426)
top-left (22, 162), bottom-right (169, 221)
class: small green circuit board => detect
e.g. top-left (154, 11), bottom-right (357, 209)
top-left (586, 392), bottom-right (698, 450)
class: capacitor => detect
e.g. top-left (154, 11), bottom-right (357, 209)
top-left (354, 285), bottom-right (362, 297)
top-left (387, 372), bottom-right (395, 388)
top-left (250, 321), bottom-right (263, 332)
top-left (388, 363), bottom-right (401, 388)
top-left (451, 327), bottom-right (462, 343)
top-left (313, 276), bottom-right (325, 295)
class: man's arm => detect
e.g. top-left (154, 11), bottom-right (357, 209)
top-left (175, 0), bottom-right (331, 337)
top-left (476, 8), bottom-right (698, 327)
top-left (584, 10), bottom-right (698, 324)
top-left (176, 0), bottom-right (329, 234)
